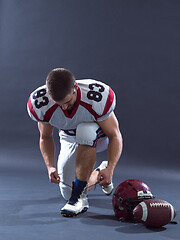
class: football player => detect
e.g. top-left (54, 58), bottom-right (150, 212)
top-left (27, 68), bottom-right (123, 217)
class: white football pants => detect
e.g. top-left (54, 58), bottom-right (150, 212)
top-left (57, 122), bottom-right (109, 200)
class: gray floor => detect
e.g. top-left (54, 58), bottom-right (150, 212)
top-left (0, 138), bottom-right (179, 240)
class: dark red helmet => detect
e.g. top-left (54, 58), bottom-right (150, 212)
top-left (112, 179), bottom-right (154, 221)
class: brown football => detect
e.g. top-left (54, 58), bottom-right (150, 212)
top-left (133, 198), bottom-right (176, 228)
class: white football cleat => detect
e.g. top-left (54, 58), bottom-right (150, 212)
top-left (96, 161), bottom-right (114, 196)
top-left (96, 160), bottom-right (108, 171)
top-left (61, 196), bottom-right (89, 217)
top-left (102, 182), bottom-right (114, 196)
top-left (61, 182), bottom-right (89, 217)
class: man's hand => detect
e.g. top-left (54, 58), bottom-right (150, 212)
top-left (48, 167), bottom-right (60, 184)
top-left (97, 168), bottom-right (113, 187)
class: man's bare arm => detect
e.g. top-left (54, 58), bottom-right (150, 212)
top-left (38, 122), bottom-right (60, 184)
top-left (97, 111), bottom-right (123, 186)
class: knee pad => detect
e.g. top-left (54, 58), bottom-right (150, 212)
top-left (76, 122), bottom-right (106, 147)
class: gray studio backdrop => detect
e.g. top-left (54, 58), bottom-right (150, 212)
top-left (0, 0), bottom-right (180, 169)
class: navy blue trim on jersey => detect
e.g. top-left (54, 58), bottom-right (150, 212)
top-left (93, 127), bottom-right (106, 147)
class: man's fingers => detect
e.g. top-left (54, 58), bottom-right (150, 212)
top-left (97, 171), bottom-right (111, 187)
top-left (52, 172), bottom-right (60, 183)
top-left (49, 171), bottom-right (60, 183)
top-left (53, 171), bottom-right (60, 181)
top-left (97, 172), bottom-right (102, 182)
top-left (97, 172), bottom-right (106, 186)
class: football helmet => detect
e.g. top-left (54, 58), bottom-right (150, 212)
top-left (112, 179), bottom-right (154, 221)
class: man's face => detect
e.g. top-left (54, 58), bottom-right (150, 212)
top-left (56, 86), bottom-right (77, 111)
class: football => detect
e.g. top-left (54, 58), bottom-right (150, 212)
top-left (133, 198), bottom-right (176, 228)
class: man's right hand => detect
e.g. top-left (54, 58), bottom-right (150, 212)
top-left (48, 167), bottom-right (60, 184)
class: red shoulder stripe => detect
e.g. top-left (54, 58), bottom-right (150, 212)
top-left (80, 87), bottom-right (114, 120)
top-left (102, 87), bottom-right (114, 116)
top-left (43, 104), bottom-right (59, 122)
top-left (28, 94), bottom-right (59, 122)
top-left (27, 95), bottom-right (42, 121)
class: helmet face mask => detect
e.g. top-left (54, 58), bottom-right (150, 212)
top-left (112, 179), bottom-right (154, 221)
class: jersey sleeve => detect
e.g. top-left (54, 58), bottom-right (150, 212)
top-left (27, 85), bottom-right (58, 123)
top-left (79, 79), bottom-right (116, 122)
top-left (96, 86), bottom-right (116, 121)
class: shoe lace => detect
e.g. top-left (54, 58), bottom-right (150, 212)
top-left (58, 176), bottom-right (99, 191)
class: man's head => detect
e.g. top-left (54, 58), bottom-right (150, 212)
top-left (46, 68), bottom-right (77, 110)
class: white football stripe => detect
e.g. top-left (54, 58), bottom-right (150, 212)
top-left (139, 202), bottom-right (148, 221)
top-left (169, 204), bottom-right (174, 221)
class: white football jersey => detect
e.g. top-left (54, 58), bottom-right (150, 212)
top-left (27, 79), bottom-right (116, 132)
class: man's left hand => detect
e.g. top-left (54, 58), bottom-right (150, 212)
top-left (97, 168), bottom-right (113, 187)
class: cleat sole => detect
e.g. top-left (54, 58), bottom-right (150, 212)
top-left (61, 207), bottom-right (88, 217)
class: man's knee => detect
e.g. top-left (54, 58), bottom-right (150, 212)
top-left (76, 122), bottom-right (100, 146)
